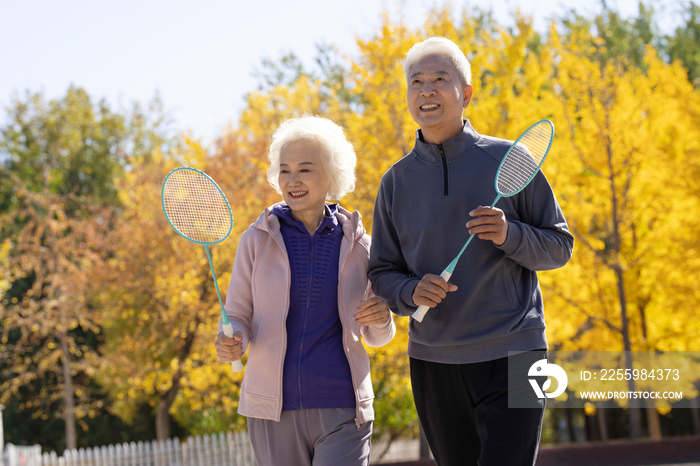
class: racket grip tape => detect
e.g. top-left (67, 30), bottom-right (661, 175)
top-left (231, 360), bottom-right (244, 372)
top-left (223, 322), bottom-right (244, 372)
top-left (411, 269), bottom-right (453, 323)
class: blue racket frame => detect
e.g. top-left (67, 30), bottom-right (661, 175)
top-left (161, 166), bottom-right (234, 328)
top-left (445, 119), bottom-right (554, 275)
top-left (494, 119), bottom-right (554, 198)
top-left (161, 166), bottom-right (234, 246)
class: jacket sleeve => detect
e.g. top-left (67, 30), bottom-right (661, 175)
top-left (217, 228), bottom-right (258, 352)
top-left (495, 170), bottom-right (574, 271)
top-left (367, 174), bottom-right (421, 317)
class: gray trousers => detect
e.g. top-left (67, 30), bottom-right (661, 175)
top-left (247, 408), bottom-right (372, 466)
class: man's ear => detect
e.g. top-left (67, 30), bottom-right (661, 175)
top-left (463, 84), bottom-right (474, 109)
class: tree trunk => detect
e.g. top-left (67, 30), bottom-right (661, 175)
top-left (156, 397), bottom-right (173, 441)
top-left (566, 409), bottom-right (577, 442)
top-left (615, 267), bottom-right (641, 440)
top-left (155, 325), bottom-right (199, 440)
top-left (690, 396), bottom-right (700, 435)
top-left (597, 405), bottom-right (609, 442)
top-left (156, 369), bottom-right (183, 440)
top-left (60, 330), bottom-right (77, 450)
top-left (50, 182), bottom-right (77, 451)
top-left (605, 108), bottom-right (641, 440)
top-left (645, 399), bottom-right (662, 439)
top-left (584, 410), bottom-right (596, 441)
top-left (0, 404), bottom-right (5, 461)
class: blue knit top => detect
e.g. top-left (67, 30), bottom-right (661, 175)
top-left (271, 203), bottom-right (356, 411)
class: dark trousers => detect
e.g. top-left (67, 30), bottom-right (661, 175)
top-left (410, 351), bottom-right (546, 466)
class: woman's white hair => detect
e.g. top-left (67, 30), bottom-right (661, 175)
top-left (267, 116), bottom-right (357, 200)
top-left (404, 37), bottom-right (472, 87)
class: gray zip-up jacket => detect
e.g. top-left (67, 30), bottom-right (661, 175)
top-left (368, 120), bottom-right (574, 364)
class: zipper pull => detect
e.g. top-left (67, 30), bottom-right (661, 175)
top-left (355, 418), bottom-right (361, 431)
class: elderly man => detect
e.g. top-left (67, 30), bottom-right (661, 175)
top-left (368, 37), bottom-right (574, 465)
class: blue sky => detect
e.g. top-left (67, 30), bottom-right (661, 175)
top-left (0, 0), bottom-right (682, 143)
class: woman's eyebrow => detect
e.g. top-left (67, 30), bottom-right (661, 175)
top-left (280, 161), bottom-right (316, 167)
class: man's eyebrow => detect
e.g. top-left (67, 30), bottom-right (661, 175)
top-left (410, 70), bottom-right (450, 79)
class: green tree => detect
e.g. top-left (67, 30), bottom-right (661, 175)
top-left (0, 87), bottom-right (171, 451)
top-left (558, 2), bottom-right (659, 71)
top-left (665, 2), bottom-right (700, 86)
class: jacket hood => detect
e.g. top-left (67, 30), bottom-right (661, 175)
top-left (251, 202), bottom-right (366, 241)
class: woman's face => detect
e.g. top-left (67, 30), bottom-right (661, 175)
top-left (278, 140), bottom-right (331, 217)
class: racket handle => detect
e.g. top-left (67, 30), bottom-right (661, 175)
top-left (412, 304), bottom-right (430, 323)
top-left (223, 322), bottom-right (244, 373)
top-left (411, 269), bottom-right (453, 323)
top-left (231, 360), bottom-right (244, 372)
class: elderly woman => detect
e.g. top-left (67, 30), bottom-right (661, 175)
top-left (215, 116), bottom-right (395, 466)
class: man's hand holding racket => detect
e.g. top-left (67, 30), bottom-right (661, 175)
top-left (412, 274), bottom-right (458, 309)
top-left (466, 206), bottom-right (509, 246)
top-left (215, 331), bottom-right (245, 364)
top-left (413, 207), bottom-right (507, 311)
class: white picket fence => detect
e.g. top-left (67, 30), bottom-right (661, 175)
top-left (371, 438), bottom-right (421, 464)
top-left (3, 431), bottom-right (256, 466)
top-left (3, 433), bottom-right (420, 465)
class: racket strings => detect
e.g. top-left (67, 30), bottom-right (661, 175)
top-left (163, 169), bottom-right (232, 243)
top-left (496, 122), bottom-right (553, 196)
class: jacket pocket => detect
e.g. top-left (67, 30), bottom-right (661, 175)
top-left (244, 318), bottom-right (282, 400)
top-left (506, 266), bottom-right (523, 308)
top-left (352, 351), bottom-right (374, 402)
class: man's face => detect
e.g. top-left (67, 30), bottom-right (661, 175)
top-left (407, 54), bottom-right (473, 144)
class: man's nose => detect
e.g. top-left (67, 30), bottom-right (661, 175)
top-left (420, 82), bottom-right (436, 96)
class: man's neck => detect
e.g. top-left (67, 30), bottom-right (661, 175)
top-left (420, 121), bottom-right (464, 145)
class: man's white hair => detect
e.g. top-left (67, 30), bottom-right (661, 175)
top-left (404, 37), bottom-right (472, 87)
top-left (267, 116), bottom-right (357, 200)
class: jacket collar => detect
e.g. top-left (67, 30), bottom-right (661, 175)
top-left (414, 119), bottom-right (480, 164)
top-left (253, 202), bottom-right (365, 241)
top-left (270, 203), bottom-right (339, 235)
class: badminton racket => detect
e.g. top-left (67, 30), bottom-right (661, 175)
top-left (413, 120), bottom-right (555, 322)
top-left (161, 167), bottom-right (244, 372)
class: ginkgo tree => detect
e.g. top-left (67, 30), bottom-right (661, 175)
top-left (539, 27), bottom-right (700, 439)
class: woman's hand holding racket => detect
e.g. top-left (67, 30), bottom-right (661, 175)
top-left (215, 331), bottom-right (245, 365)
top-left (354, 297), bottom-right (391, 326)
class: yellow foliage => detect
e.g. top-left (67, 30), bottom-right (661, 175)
top-left (206, 4), bottom-right (700, 435)
top-left (540, 28), bottom-right (700, 353)
top-left (86, 3), bottom-right (700, 437)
